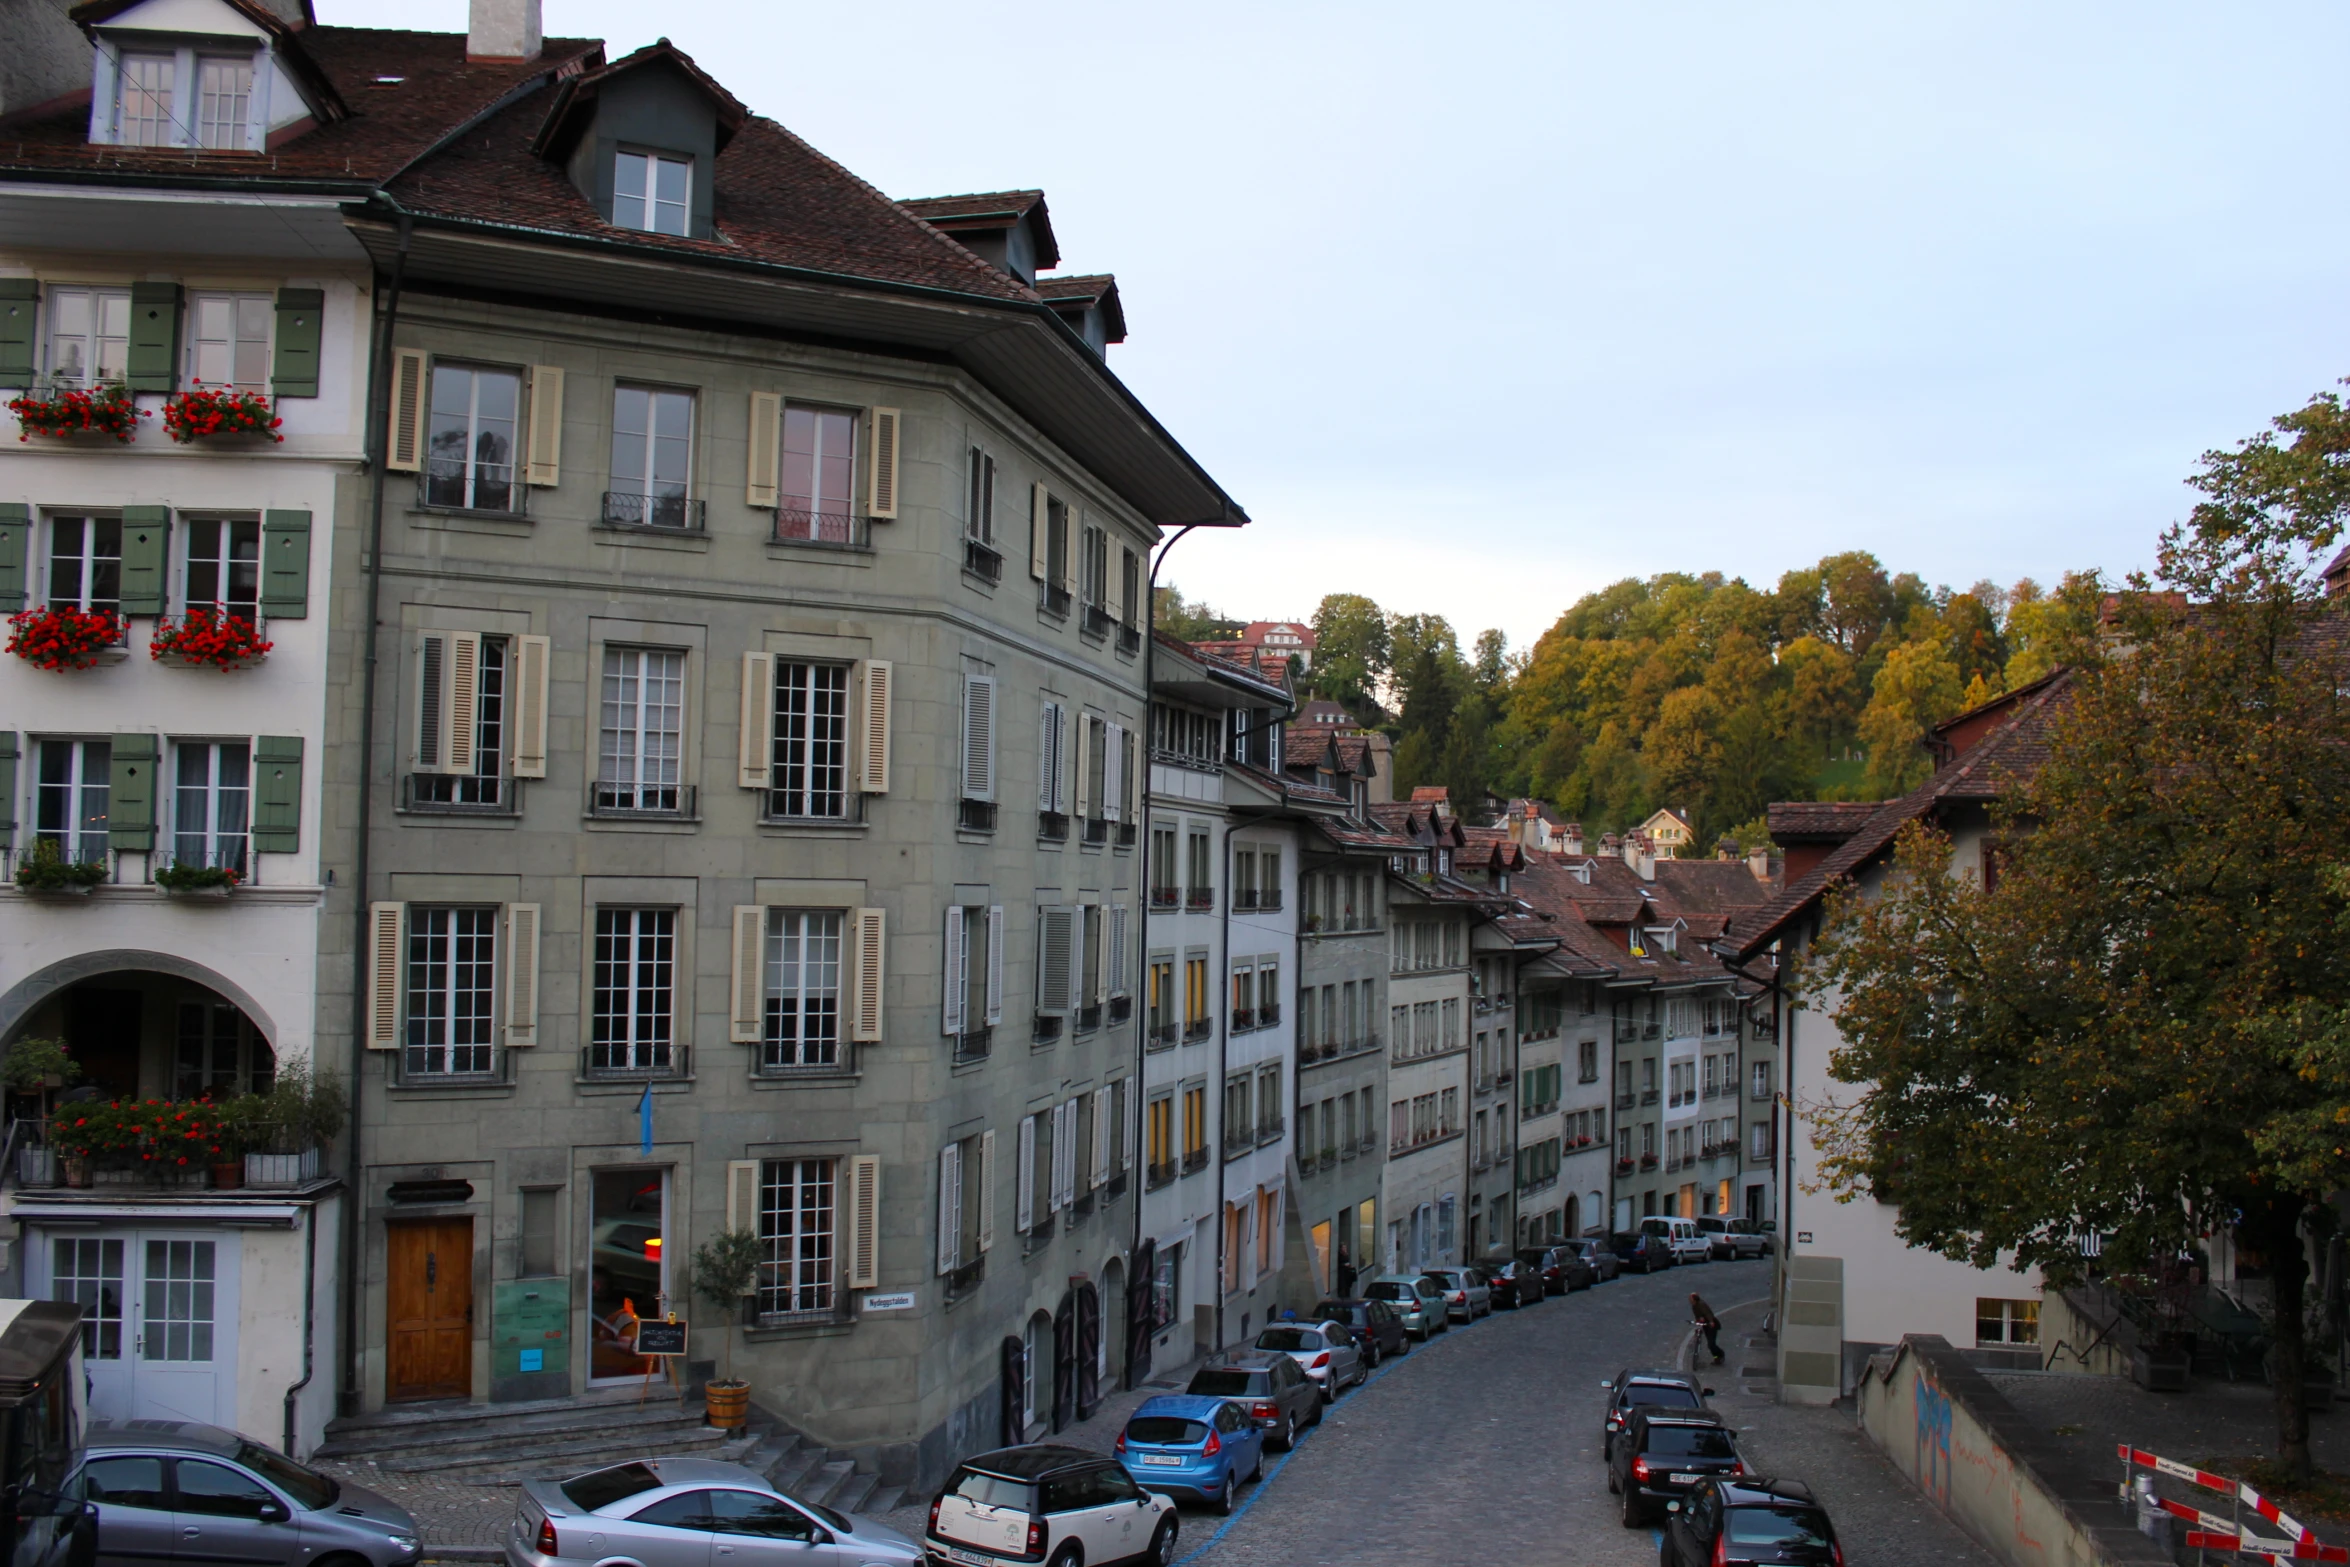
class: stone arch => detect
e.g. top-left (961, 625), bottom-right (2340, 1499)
top-left (0, 949), bottom-right (280, 1051)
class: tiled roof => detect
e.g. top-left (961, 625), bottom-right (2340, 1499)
top-left (1765, 802), bottom-right (1881, 843)
top-left (1035, 273), bottom-right (1114, 303)
top-left (1649, 858), bottom-right (1779, 915)
top-left (898, 189), bottom-right (1059, 271)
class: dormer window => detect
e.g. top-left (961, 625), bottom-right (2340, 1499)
top-left (101, 45), bottom-right (265, 151)
top-left (613, 150), bottom-right (690, 235)
top-left (118, 52), bottom-right (174, 145)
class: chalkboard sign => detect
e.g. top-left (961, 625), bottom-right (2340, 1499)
top-left (633, 1319), bottom-right (688, 1356)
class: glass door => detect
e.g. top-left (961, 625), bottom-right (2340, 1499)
top-left (589, 1168), bottom-right (666, 1382)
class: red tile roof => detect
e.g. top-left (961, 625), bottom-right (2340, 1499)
top-left (1764, 802), bottom-right (1881, 843)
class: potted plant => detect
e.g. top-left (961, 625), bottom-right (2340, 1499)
top-left (53, 1101), bottom-right (133, 1186)
top-left (149, 610), bottom-right (272, 671)
top-left (690, 1228), bottom-right (765, 1430)
top-left (155, 861), bottom-right (242, 898)
top-left (14, 837), bottom-right (107, 896)
top-left (7, 606), bottom-right (125, 671)
top-left (7, 381), bottom-right (146, 442)
top-left (1, 1036), bottom-right (76, 1185)
top-left (205, 1097), bottom-right (252, 1188)
top-left (244, 1062), bottom-right (346, 1185)
top-left (160, 384), bottom-right (282, 444)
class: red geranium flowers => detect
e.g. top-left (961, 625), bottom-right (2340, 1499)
top-left (7, 606), bottom-right (125, 670)
top-left (163, 383), bottom-right (283, 443)
top-left (150, 609), bottom-right (272, 670)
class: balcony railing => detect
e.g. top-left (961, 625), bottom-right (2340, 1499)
top-left (1615, 1092), bottom-right (1634, 1110)
top-left (1639, 1151), bottom-right (1659, 1169)
top-left (1150, 887), bottom-right (1179, 909)
top-left (1147, 1159), bottom-right (1177, 1189)
top-left (964, 537), bottom-right (1003, 582)
top-left (1256, 1117), bottom-right (1284, 1146)
top-left (1039, 811), bottom-right (1069, 842)
top-left (590, 780), bottom-right (696, 819)
top-left (1233, 889), bottom-right (1284, 912)
top-left (959, 799), bottom-right (997, 832)
top-left (1184, 1019), bottom-right (1214, 1044)
top-left (953, 1027), bottom-right (992, 1065)
top-left (1641, 1089), bottom-right (1659, 1105)
top-left (1182, 1147), bottom-right (1208, 1174)
top-left (1146, 1021), bottom-right (1177, 1050)
top-left (1223, 1128), bottom-right (1256, 1157)
top-left (1076, 1004), bottom-right (1102, 1033)
top-left (417, 470), bottom-right (527, 517)
top-left (1083, 604), bottom-right (1116, 638)
top-left (1033, 1015), bottom-right (1063, 1044)
top-left (1231, 1008), bottom-right (1256, 1034)
top-left (1752, 1081), bottom-right (1774, 1101)
top-left (403, 772), bottom-right (518, 815)
top-left (1039, 583), bottom-right (1072, 617)
top-left (580, 1043), bottom-right (690, 1080)
top-left (601, 491), bottom-right (706, 531)
top-left (1082, 817), bottom-right (1109, 844)
top-left (946, 1255), bottom-right (986, 1302)
top-left (1117, 824), bottom-right (1137, 846)
top-left (1109, 996), bottom-right (1132, 1023)
top-left (1116, 625), bottom-right (1141, 656)
top-left (1257, 1002), bottom-right (1280, 1028)
top-left (1185, 888), bottom-right (1214, 911)
top-left (773, 508), bottom-right (870, 550)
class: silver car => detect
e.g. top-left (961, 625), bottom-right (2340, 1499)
top-left (1253, 1320), bottom-right (1366, 1400)
top-left (1420, 1266), bottom-right (1492, 1322)
top-left (75, 1418), bottom-right (420, 1567)
top-left (508, 1458), bottom-right (920, 1567)
top-left (1363, 1273), bottom-right (1449, 1339)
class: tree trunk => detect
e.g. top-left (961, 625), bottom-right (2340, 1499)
top-left (2257, 1197), bottom-right (2313, 1479)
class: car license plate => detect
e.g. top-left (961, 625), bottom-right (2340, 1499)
top-left (943, 1549), bottom-right (997, 1567)
top-left (1139, 1453), bottom-right (1183, 1466)
top-left (1670, 1473), bottom-right (1702, 1485)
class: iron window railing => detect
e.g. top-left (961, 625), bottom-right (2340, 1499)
top-left (1039, 811), bottom-right (1069, 842)
top-left (774, 509), bottom-right (869, 549)
top-left (581, 1043), bottom-right (689, 1080)
top-left (959, 799), bottom-right (998, 832)
top-left (601, 491), bottom-right (706, 531)
top-left (1117, 625), bottom-right (1141, 656)
top-left (964, 537), bottom-right (1003, 582)
top-left (402, 773), bottom-right (518, 816)
top-left (1039, 583), bottom-right (1072, 617)
top-left (953, 1027), bottom-right (992, 1065)
top-left (590, 780), bottom-right (695, 818)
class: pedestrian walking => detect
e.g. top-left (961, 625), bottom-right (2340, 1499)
top-left (1336, 1247), bottom-right (1357, 1296)
top-left (1689, 1292), bottom-right (1723, 1365)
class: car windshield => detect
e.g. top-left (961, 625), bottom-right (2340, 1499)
top-left (562, 1464), bottom-right (664, 1513)
top-left (799, 1498), bottom-right (853, 1533)
top-left (943, 1471), bottom-right (1036, 1513)
top-left (1643, 1426), bottom-right (1736, 1459)
top-left (1189, 1370), bottom-right (1264, 1396)
top-left (1256, 1329), bottom-right (1319, 1351)
top-left (1312, 1305), bottom-right (1359, 1323)
top-left (1625, 1384), bottom-right (1700, 1409)
top-left (234, 1443), bottom-right (338, 1510)
top-left (1726, 1507), bottom-right (1834, 1546)
top-left (1126, 1418), bottom-right (1207, 1445)
top-left (1366, 1283), bottom-right (1409, 1301)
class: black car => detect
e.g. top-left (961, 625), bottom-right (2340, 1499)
top-left (1599, 1366), bottom-right (1713, 1463)
top-left (1483, 1259), bottom-right (1543, 1308)
top-left (1660, 1477), bottom-right (1841, 1565)
top-left (1609, 1409), bottom-right (1745, 1526)
top-left (1562, 1236), bottom-right (1621, 1282)
top-left (1309, 1298), bottom-right (1408, 1366)
top-left (1184, 1352), bottom-right (1321, 1449)
top-left (1610, 1230), bottom-right (1676, 1274)
top-left (1515, 1246), bottom-right (1584, 1295)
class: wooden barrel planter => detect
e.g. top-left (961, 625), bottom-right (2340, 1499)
top-left (704, 1380), bottom-right (750, 1430)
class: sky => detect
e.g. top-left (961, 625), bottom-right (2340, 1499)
top-left (321, 1), bottom-right (2350, 651)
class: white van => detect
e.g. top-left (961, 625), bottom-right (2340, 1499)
top-left (1639, 1216), bottom-right (1712, 1266)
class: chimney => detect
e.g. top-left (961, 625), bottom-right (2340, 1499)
top-left (1564, 823), bottom-right (1583, 857)
top-left (1716, 835), bottom-right (1738, 862)
top-left (1748, 848), bottom-right (1772, 883)
top-left (468, 0), bottom-right (543, 61)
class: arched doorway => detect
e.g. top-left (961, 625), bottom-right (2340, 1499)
top-left (0, 952), bottom-right (277, 1108)
top-left (1564, 1193), bottom-right (1580, 1239)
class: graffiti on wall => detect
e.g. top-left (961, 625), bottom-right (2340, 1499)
top-left (1914, 1370), bottom-right (1953, 1508)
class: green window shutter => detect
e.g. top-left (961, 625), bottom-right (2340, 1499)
top-left (260, 510), bottom-right (310, 618)
top-left (0, 280), bottom-right (35, 387)
top-left (0, 731), bottom-right (16, 840)
top-left (118, 506), bottom-right (170, 616)
top-left (125, 282), bottom-right (181, 393)
top-left (109, 735), bottom-right (158, 852)
top-left (252, 736), bottom-right (303, 853)
top-left (0, 502), bottom-right (27, 612)
top-left (271, 288), bottom-right (323, 398)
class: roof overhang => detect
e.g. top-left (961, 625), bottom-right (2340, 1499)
top-left (0, 182), bottom-right (366, 260)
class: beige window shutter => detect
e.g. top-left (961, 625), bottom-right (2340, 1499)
top-left (962, 675), bottom-right (996, 802)
top-left (984, 905), bottom-right (1005, 1026)
top-left (387, 349), bottom-right (428, 472)
top-left (738, 651), bottom-right (773, 789)
top-left (1103, 723), bottom-right (1122, 823)
top-left (1015, 1116), bottom-right (1035, 1231)
top-left (511, 634), bottom-right (550, 778)
top-left (413, 632), bottom-right (451, 773)
top-left (935, 1144), bottom-right (960, 1276)
top-left (1072, 714), bottom-right (1091, 820)
top-left (850, 906), bottom-right (887, 1043)
top-left (1121, 727), bottom-right (1137, 819)
top-left (525, 365), bottom-right (564, 486)
top-left (941, 905), bottom-right (967, 1036)
top-left (1029, 483), bottom-right (1048, 580)
top-left (1094, 905), bottom-right (1112, 1006)
top-left (447, 631), bottom-right (481, 774)
top-left (730, 905), bottom-right (767, 1042)
top-left (977, 1129), bottom-right (996, 1253)
top-left (727, 1159), bottom-right (762, 1233)
top-left (866, 407), bottom-right (899, 519)
top-left (1091, 1087), bottom-right (1111, 1189)
top-left (856, 659), bottom-right (892, 793)
top-left (1058, 505), bottom-right (1080, 593)
top-left (367, 902), bottom-right (404, 1048)
top-left (504, 902), bottom-right (540, 1045)
top-left (845, 1154), bottom-right (881, 1289)
top-left (1105, 545), bottom-right (1124, 625)
top-left (1108, 904), bottom-right (1128, 997)
top-left (747, 391), bottom-right (782, 508)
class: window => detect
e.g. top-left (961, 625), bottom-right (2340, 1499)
top-left (613, 150), bottom-right (690, 235)
top-left (1181, 1084), bottom-right (1206, 1164)
top-left (425, 365), bottom-right (521, 512)
top-left (521, 1190), bottom-right (559, 1276)
top-left (1120, 548), bottom-right (1141, 630)
top-left (1147, 1092), bottom-right (1173, 1175)
top-left (182, 518), bottom-right (260, 621)
top-left (171, 740), bottom-right (249, 875)
top-left (591, 908), bottom-right (675, 1071)
top-left (1976, 1298), bottom-right (2040, 1347)
top-left (762, 910), bottom-right (843, 1069)
top-left (48, 515), bottom-right (121, 617)
top-left (406, 907), bottom-right (498, 1076)
top-left (1752, 1061), bottom-right (1774, 1100)
top-left (46, 288), bottom-right (131, 386)
top-left (35, 740), bottom-right (110, 865)
top-left (1186, 830), bottom-right (1211, 904)
top-left (597, 648), bottom-right (685, 812)
top-left (1147, 957), bottom-right (1175, 1041)
top-left (937, 1134), bottom-right (983, 1277)
top-left (413, 634), bottom-right (508, 807)
top-left (186, 294), bottom-right (268, 389)
top-left (1184, 956), bottom-right (1209, 1035)
top-left (942, 904), bottom-right (1000, 1049)
top-left (1230, 966), bottom-right (1255, 1030)
top-left (195, 56), bottom-right (253, 149)
top-left (52, 1237), bottom-right (124, 1360)
top-left (966, 448), bottom-right (996, 544)
top-left (1579, 1039), bottom-right (1599, 1082)
top-left (116, 53), bottom-right (174, 146)
top-left (174, 1000), bottom-right (269, 1101)
top-left (768, 660), bottom-right (850, 818)
top-left (610, 386), bottom-right (694, 526)
top-left (1258, 1065), bottom-right (1282, 1137)
top-left (1223, 1075), bottom-right (1250, 1150)
top-left (779, 406), bottom-right (856, 542)
top-left (758, 1158), bottom-right (836, 1317)
top-left (1081, 525), bottom-right (1108, 616)
top-left (1150, 826), bottom-right (1178, 904)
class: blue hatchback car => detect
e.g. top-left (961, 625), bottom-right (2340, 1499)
top-left (1115, 1395), bottom-right (1265, 1514)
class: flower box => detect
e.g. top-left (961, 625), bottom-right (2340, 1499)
top-left (156, 863), bottom-right (240, 898)
top-left (162, 385), bottom-right (282, 444)
top-left (15, 841), bottom-right (107, 895)
top-left (7, 382), bottom-right (146, 442)
top-left (245, 1146), bottom-right (320, 1187)
top-left (149, 611), bottom-right (271, 671)
top-left (9, 607), bottom-right (127, 671)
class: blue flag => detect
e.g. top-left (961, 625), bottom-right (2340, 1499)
top-left (639, 1082), bottom-right (653, 1156)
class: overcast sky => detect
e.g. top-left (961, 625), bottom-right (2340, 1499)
top-left (330, 2), bottom-right (2350, 650)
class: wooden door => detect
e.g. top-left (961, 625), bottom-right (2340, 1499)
top-left (387, 1218), bottom-right (472, 1401)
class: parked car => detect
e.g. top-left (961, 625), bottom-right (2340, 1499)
top-left (1115, 1395), bottom-right (1263, 1516)
top-left (1482, 1258), bottom-right (1544, 1307)
top-left (926, 1444), bottom-right (1177, 1566)
top-left (1639, 1215), bottom-right (1713, 1266)
top-left (512, 1457), bottom-right (921, 1567)
top-left (1660, 1477), bottom-right (1841, 1566)
top-left (1698, 1217), bottom-right (1772, 1261)
top-left (78, 1419), bottom-right (422, 1567)
top-left (1562, 1236), bottom-right (1621, 1282)
top-left (1730, 1218), bottom-right (1775, 1257)
top-left (1516, 1245), bottom-right (1588, 1295)
top-left (1309, 1297), bottom-right (1409, 1365)
top-left (1419, 1266), bottom-right (1492, 1321)
top-left (1253, 1320), bottom-right (1366, 1399)
top-left (1598, 1366), bottom-right (1714, 1463)
top-left (1185, 1352), bottom-right (1322, 1450)
top-left (1609, 1230), bottom-right (1677, 1274)
top-left (1608, 1410), bottom-right (1747, 1527)
top-left (1364, 1274), bottom-right (1448, 1339)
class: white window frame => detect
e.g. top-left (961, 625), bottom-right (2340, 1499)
top-left (768, 660), bottom-right (851, 819)
top-left (757, 1157), bottom-right (837, 1319)
top-left (609, 384), bottom-right (696, 526)
top-left (169, 738), bottom-right (250, 876)
top-left (185, 291), bottom-right (271, 390)
top-left (405, 905), bottom-right (500, 1077)
top-left (613, 149), bottom-right (691, 235)
top-left (181, 515), bottom-right (261, 621)
top-left (762, 908), bottom-right (844, 1069)
top-left (424, 363), bottom-right (523, 513)
top-left (596, 646), bottom-right (686, 812)
top-left (34, 738), bottom-right (111, 867)
top-left (590, 906), bottom-right (676, 1071)
top-left (46, 514), bottom-right (122, 617)
top-left (44, 287), bottom-right (131, 387)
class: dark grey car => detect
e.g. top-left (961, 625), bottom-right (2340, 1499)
top-left (1185, 1352), bottom-right (1322, 1450)
top-left (76, 1419), bottom-right (420, 1567)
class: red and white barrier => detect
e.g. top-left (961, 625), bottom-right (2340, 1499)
top-left (2117, 1444), bottom-right (2343, 1562)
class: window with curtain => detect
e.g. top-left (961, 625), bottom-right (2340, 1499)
top-left (171, 740), bottom-right (249, 874)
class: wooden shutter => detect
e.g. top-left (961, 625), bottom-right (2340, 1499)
top-left (1029, 483), bottom-right (1049, 579)
top-left (259, 511), bottom-right (311, 619)
top-left (1121, 727), bottom-right (1137, 820)
top-left (0, 731), bottom-right (14, 839)
top-left (1104, 543), bottom-right (1124, 625)
top-left (747, 391), bottom-right (781, 508)
top-left (524, 365), bottom-right (564, 486)
top-left (1093, 906), bottom-right (1112, 1006)
top-left (1073, 715), bottom-right (1092, 820)
top-left (850, 906), bottom-right (886, 1043)
top-left (1037, 907), bottom-right (1073, 1016)
top-left (107, 734), bottom-right (157, 851)
top-left (738, 651), bottom-right (773, 789)
top-left (251, 736), bottom-right (302, 853)
top-left (845, 1154), bottom-right (881, 1288)
top-left (367, 902), bottom-right (404, 1049)
top-left (856, 659), bottom-right (892, 794)
top-left (866, 406), bottom-right (899, 519)
top-left (1049, 1103), bottom-right (1069, 1213)
top-left (961, 675), bottom-right (996, 802)
top-left (1070, 909), bottom-right (1093, 1014)
top-left (1108, 904), bottom-right (1128, 997)
top-left (942, 905), bottom-right (967, 1036)
top-left (1057, 506), bottom-right (1079, 593)
top-left (387, 349), bottom-right (428, 471)
top-left (985, 905), bottom-right (1005, 1026)
top-left (1103, 724), bottom-right (1122, 823)
top-left (0, 503), bottom-right (27, 611)
top-left (270, 288), bottom-right (323, 398)
top-left (504, 902), bottom-right (540, 1046)
top-left (936, 1144), bottom-right (962, 1276)
top-left (727, 1159), bottom-right (762, 1233)
top-left (511, 634), bottom-right (550, 779)
top-left (446, 631), bottom-right (481, 774)
top-left (1091, 1087), bottom-right (1111, 1189)
top-left (977, 1129), bottom-right (996, 1252)
top-left (125, 282), bottom-right (181, 392)
top-left (1015, 1116), bottom-right (1036, 1231)
top-left (730, 905), bottom-right (766, 1042)
top-left (413, 633), bottom-right (449, 772)
top-left (0, 280), bottom-right (35, 386)
top-left (1038, 701), bottom-right (1064, 813)
top-left (117, 507), bottom-right (168, 616)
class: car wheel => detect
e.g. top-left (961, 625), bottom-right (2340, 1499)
top-left (1148, 1518), bottom-right (1180, 1564)
top-left (1210, 1476), bottom-right (1235, 1516)
top-left (1049, 1544), bottom-right (1085, 1567)
top-left (1620, 1488), bottom-right (1646, 1528)
top-left (1364, 1341), bottom-right (1380, 1369)
top-left (1309, 1396), bottom-right (1324, 1427)
top-left (1606, 1464), bottom-right (1620, 1493)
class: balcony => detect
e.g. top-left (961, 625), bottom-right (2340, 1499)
top-left (403, 772), bottom-right (519, 816)
top-left (964, 537), bottom-right (1003, 583)
top-left (601, 491), bottom-right (706, 531)
top-left (1038, 811), bottom-right (1069, 842)
top-left (580, 1043), bottom-right (690, 1080)
top-left (1082, 817), bottom-right (1109, 845)
top-left (1256, 1117), bottom-right (1284, 1147)
top-left (1185, 888), bottom-right (1214, 912)
top-left (1146, 1021), bottom-right (1177, 1051)
top-left (1116, 625), bottom-right (1141, 656)
top-left (416, 470), bottom-right (527, 518)
top-left (1257, 1002), bottom-right (1280, 1028)
top-left (1076, 1004), bottom-right (1102, 1033)
top-left (1641, 1089), bottom-right (1659, 1106)
top-left (1083, 604), bottom-right (1116, 638)
top-left (1039, 583), bottom-right (1072, 618)
top-left (1147, 1159), bottom-right (1177, 1190)
top-left (1639, 1151), bottom-right (1659, 1170)
top-left (958, 799), bottom-right (997, 832)
top-left (1109, 996), bottom-right (1132, 1023)
top-left (1184, 1019), bottom-right (1213, 1044)
top-left (1223, 1127), bottom-right (1256, 1157)
top-left (589, 780), bottom-right (696, 820)
top-left (1033, 1015), bottom-right (1064, 1044)
top-left (952, 1027), bottom-right (991, 1065)
top-left (1150, 887), bottom-right (1179, 910)
top-left (773, 508), bottom-right (870, 550)
top-left (1234, 889), bottom-right (1283, 912)
top-left (1182, 1147), bottom-right (1209, 1174)
top-left (1230, 1008), bottom-right (1256, 1034)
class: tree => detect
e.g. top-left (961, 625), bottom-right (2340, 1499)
top-left (1311, 593), bottom-right (1390, 710)
top-left (1807, 382), bottom-right (2350, 1476)
top-left (1855, 638), bottom-right (1963, 796)
top-left (1153, 583), bottom-right (1228, 643)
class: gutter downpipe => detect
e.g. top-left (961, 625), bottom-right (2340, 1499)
top-left (281, 1201), bottom-right (316, 1454)
top-left (341, 205), bottom-right (411, 1419)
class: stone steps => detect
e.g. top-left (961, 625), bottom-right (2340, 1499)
top-left (319, 1394), bottom-right (750, 1479)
